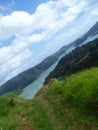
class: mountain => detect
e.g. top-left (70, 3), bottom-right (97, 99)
top-left (73, 22), bottom-right (98, 47)
top-left (44, 38), bottom-right (98, 84)
top-left (0, 43), bottom-right (73, 95)
top-left (0, 22), bottom-right (98, 95)
top-left (0, 67), bottom-right (98, 129)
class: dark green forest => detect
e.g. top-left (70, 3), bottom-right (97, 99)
top-left (44, 38), bottom-right (98, 84)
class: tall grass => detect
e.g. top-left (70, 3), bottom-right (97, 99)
top-left (0, 67), bottom-right (98, 130)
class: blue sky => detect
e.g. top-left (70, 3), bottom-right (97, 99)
top-left (12, 0), bottom-right (48, 13)
top-left (0, 0), bottom-right (48, 13)
top-left (0, 0), bottom-right (98, 85)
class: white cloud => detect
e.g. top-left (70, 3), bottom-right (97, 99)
top-left (0, 0), bottom-right (98, 85)
top-left (0, 0), bottom-right (90, 41)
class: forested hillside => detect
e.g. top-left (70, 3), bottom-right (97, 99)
top-left (44, 38), bottom-right (98, 84)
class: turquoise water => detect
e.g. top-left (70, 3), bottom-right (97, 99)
top-left (20, 62), bottom-right (58, 99)
top-left (20, 34), bottom-right (98, 99)
top-left (81, 34), bottom-right (98, 46)
top-left (20, 46), bottom-right (74, 99)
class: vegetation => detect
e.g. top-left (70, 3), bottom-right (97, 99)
top-left (0, 67), bottom-right (98, 130)
top-left (44, 38), bottom-right (98, 84)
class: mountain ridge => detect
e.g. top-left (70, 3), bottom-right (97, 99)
top-left (0, 22), bottom-right (98, 95)
top-left (0, 43), bottom-right (73, 95)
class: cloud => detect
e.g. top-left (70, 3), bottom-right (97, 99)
top-left (0, 0), bottom-right (98, 85)
top-left (0, 0), bottom-right (90, 41)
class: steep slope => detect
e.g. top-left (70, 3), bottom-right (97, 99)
top-left (0, 67), bottom-right (98, 130)
top-left (0, 22), bottom-right (98, 95)
top-left (44, 38), bottom-right (98, 84)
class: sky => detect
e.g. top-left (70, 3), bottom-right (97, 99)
top-left (0, 0), bottom-right (98, 86)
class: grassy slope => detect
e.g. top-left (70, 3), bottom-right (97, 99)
top-left (0, 68), bottom-right (98, 130)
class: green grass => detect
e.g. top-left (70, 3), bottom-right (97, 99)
top-left (0, 67), bottom-right (98, 130)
